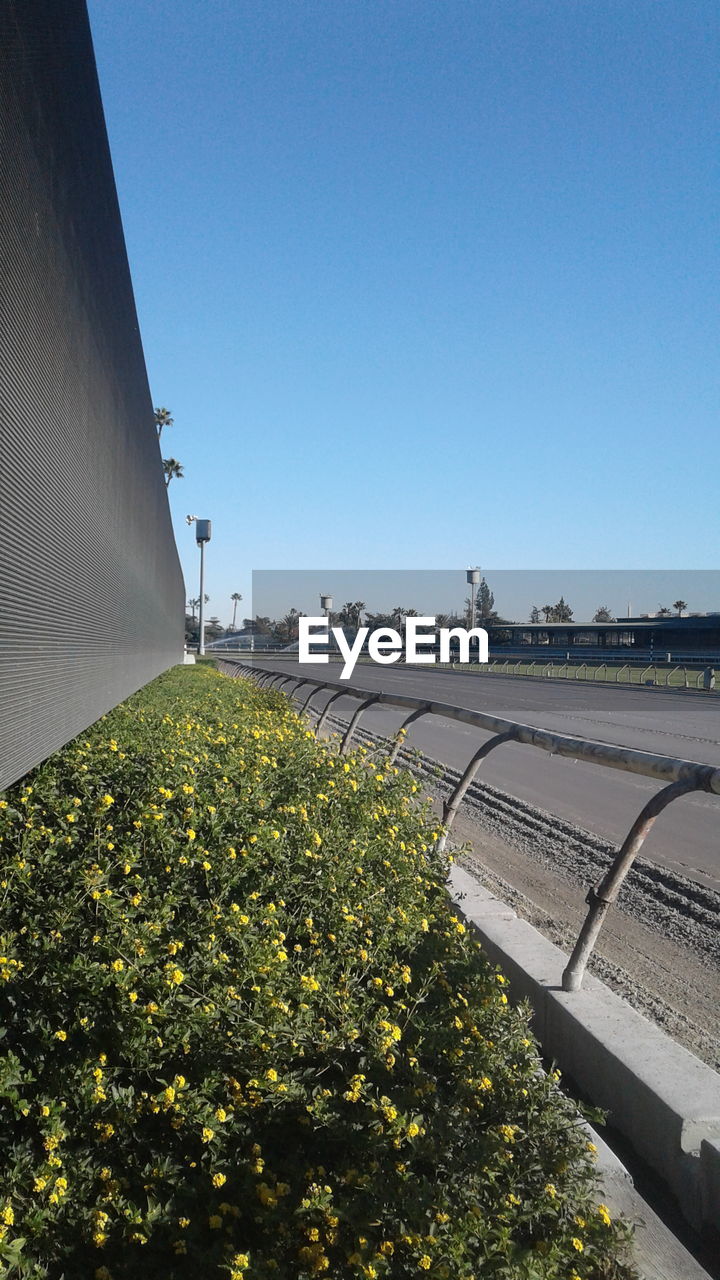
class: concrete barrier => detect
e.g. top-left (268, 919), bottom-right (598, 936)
top-left (448, 864), bottom-right (720, 1234)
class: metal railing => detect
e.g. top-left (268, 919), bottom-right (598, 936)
top-left (218, 659), bottom-right (720, 993)
top-left (441, 658), bottom-right (716, 690)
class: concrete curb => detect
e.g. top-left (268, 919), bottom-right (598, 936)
top-left (586, 1123), bottom-right (714, 1280)
top-left (448, 864), bottom-right (720, 1237)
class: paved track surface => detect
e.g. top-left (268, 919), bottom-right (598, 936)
top-left (244, 659), bottom-right (720, 889)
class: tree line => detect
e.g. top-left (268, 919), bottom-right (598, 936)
top-left (185, 578), bottom-right (695, 647)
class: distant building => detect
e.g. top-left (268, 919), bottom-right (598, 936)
top-left (486, 615), bottom-right (720, 661)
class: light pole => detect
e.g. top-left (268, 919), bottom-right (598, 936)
top-left (466, 566), bottom-right (480, 662)
top-left (466, 567), bottom-right (480, 627)
top-left (320, 595), bottom-right (333, 654)
top-left (187, 516), bottom-right (212, 655)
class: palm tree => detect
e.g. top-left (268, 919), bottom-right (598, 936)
top-left (391, 606), bottom-right (419, 627)
top-left (657, 606), bottom-right (672, 617)
top-left (154, 406), bottom-right (174, 439)
top-left (231, 593), bottom-right (243, 630)
top-left (279, 609), bottom-right (303, 643)
top-left (673, 600), bottom-right (687, 616)
top-left (188, 597), bottom-right (200, 621)
top-left (163, 458), bottom-right (184, 487)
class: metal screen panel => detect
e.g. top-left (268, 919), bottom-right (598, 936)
top-left (0, 0), bottom-right (185, 792)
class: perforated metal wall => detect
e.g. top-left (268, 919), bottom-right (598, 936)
top-left (0, 0), bottom-right (185, 791)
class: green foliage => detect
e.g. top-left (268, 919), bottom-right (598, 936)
top-left (541, 600), bottom-right (574, 624)
top-left (0, 669), bottom-right (634, 1279)
top-left (162, 458), bottom-right (184, 487)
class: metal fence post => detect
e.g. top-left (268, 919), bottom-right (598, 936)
top-left (436, 730), bottom-right (516, 853)
top-left (562, 777), bottom-right (704, 991)
top-left (387, 706), bottom-right (429, 765)
top-left (340, 696), bottom-right (381, 753)
top-left (315, 690), bottom-right (348, 736)
top-left (298, 685), bottom-right (322, 715)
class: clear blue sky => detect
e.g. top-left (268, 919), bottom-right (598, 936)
top-left (87, 0), bottom-right (718, 627)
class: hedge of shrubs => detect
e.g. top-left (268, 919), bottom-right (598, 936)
top-left (0, 666), bottom-right (635, 1279)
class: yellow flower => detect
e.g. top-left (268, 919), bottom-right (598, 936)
top-left (419, 1257), bottom-right (432, 1270)
top-left (571, 1237), bottom-right (584, 1252)
top-left (53, 1030), bottom-right (67, 1041)
top-left (186, 829), bottom-right (196, 841)
top-left (212, 1172), bottom-right (227, 1187)
top-left (100, 794), bottom-right (115, 807)
top-left (201, 1127), bottom-right (215, 1143)
top-left (597, 1203), bottom-right (612, 1226)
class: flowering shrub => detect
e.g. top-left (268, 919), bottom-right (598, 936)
top-left (0, 667), bottom-right (634, 1279)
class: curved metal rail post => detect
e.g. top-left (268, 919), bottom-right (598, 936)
top-left (387, 706), bottom-right (429, 765)
top-left (562, 776), bottom-right (705, 991)
top-left (284, 677), bottom-right (314, 702)
top-left (277, 675), bottom-right (302, 694)
top-left (436, 730), bottom-right (517, 854)
top-left (315, 689), bottom-right (349, 736)
top-left (298, 684), bottom-right (325, 715)
top-left (340, 696), bottom-right (381, 753)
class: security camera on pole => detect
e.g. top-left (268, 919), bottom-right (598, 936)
top-left (187, 516), bottom-right (212, 655)
top-left (466, 566), bottom-right (480, 660)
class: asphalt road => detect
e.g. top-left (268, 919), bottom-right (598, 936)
top-left (244, 659), bottom-right (720, 890)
